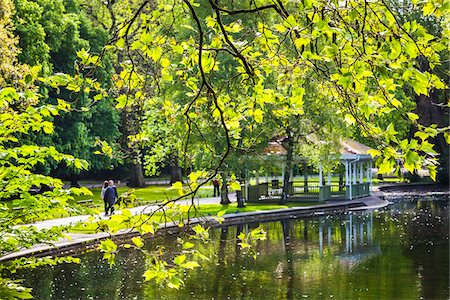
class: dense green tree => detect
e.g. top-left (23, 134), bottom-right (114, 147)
top-left (13, 0), bottom-right (121, 184)
top-left (0, 2), bottom-right (90, 297)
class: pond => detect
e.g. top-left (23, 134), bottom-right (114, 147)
top-left (18, 194), bottom-right (449, 300)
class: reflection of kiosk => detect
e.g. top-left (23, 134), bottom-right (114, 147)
top-left (243, 139), bottom-right (374, 202)
top-left (323, 211), bottom-right (381, 267)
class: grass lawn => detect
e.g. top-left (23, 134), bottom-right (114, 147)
top-left (72, 185), bottom-right (215, 206)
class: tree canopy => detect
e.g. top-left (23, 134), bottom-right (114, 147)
top-left (98, 0), bottom-right (448, 183)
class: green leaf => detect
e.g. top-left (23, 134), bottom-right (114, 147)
top-left (174, 254), bottom-right (186, 265)
top-left (116, 95), bottom-right (128, 109)
top-left (428, 165), bottom-right (437, 181)
top-left (217, 210), bottom-right (226, 218)
top-left (253, 109), bottom-right (263, 123)
top-left (444, 132), bottom-right (450, 144)
top-left (97, 239), bottom-right (117, 267)
top-left (141, 223), bottom-right (155, 234)
top-left (161, 58), bottom-right (171, 68)
top-left (230, 181), bottom-right (241, 191)
top-left (143, 270), bottom-right (157, 281)
top-left (116, 38), bottom-right (125, 48)
top-left (405, 149), bottom-right (418, 162)
top-left (367, 149), bottom-right (381, 158)
top-left (132, 237), bottom-right (144, 248)
top-left (420, 140), bottom-right (438, 155)
top-left (389, 40), bottom-right (402, 59)
top-left (93, 94), bottom-right (103, 101)
top-left (122, 209), bottom-right (132, 217)
top-left (182, 261), bottom-right (200, 269)
top-left (344, 114), bottom-right (356, 125)
top-left (274, 24), bottom-right (287, 33)
top-left (171, 181), bottom-right (184, 196)
top-left (283, 15), bottom-right (297, 27)
top-left (183, 242), bottom-right (194, 249)
top-left (407, 112), bottom-right (419, 121)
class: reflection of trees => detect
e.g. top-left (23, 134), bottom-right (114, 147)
top-left (16, 199), bottom-right (448, 300)
top-left (402, 200), bottom-right (449, 300)
top-left (211, 227), bottom-right (228, 296)
top-left (281, 219), bottom-right (294, 300)
top-left (17, 250), bottom-right (146, 299)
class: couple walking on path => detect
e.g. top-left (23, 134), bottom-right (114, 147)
top-left (101, 180), bottom-right (118, 216)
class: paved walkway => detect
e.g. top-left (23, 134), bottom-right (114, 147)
top-left (29, 194), bottom-right (237, 231)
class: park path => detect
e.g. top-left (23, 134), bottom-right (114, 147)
top-left (0, 194), bottom-right (237, 261)
top-left (29, 193), bottom-right (237, 231)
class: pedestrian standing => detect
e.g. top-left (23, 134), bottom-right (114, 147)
top-left (101, 180), bottom-right (109, 215)
top-left (104, 180), bottom-right (118, 216)
top-left (212, 178), bottom-right (220, 197)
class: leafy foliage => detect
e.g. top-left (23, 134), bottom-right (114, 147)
top-left (100, 0), bottom-right (449, 187)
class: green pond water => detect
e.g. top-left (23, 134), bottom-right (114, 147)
top-left (19, 194), bottom-right (449, 300)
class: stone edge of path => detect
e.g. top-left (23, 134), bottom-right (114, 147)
top-left (0, 196), bottom-right (389, 262)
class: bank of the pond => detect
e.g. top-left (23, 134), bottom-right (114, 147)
top-left (0, 194), bottom-right (389, 262)
top-left (378, 182), bottom-right (449, 193)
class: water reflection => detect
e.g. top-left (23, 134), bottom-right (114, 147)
top-left (15, 197), bottom-right (449, 300)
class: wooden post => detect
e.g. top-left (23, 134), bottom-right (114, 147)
top-left (303, 161), bottom-right (308, 193)
top-left (369, 160), bottom-right (373, 195)
top-left (359, 162), bottom-right (363, 183)
top-left (366, 161), bottom-right (370, 183)
top-left (349, 162), bottom-right (353, 200)
top-left (319, 164), bottom-right (323, 187)
top-left (245, 168), bottom-right (249, 201)
top-left (345, 161), bottom-right (349, 185)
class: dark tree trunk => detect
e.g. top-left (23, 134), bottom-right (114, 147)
top-left (414, 92), bottom-right (449, 184)
top-left (70, 174), bottom-right (80, 188)
top-left (281, 133), bottom-right (294, 204)
top-left (412, 57), bottom-right (449, 184)
top-left (339, 172), bottom-right (344, 191)
top-left (220, 172), bottom-right (231, 204)
top-left (129, 162), bottom-right (145, 188)
top-left (169, 158), bottom-right (183, 184)
top-left (236, 189), bottom-right (245, 208)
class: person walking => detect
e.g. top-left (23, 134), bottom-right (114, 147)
top-left (101, 180), bottom-right (109, 215)
top-left (104, 180), bottom-right (118, 216)
top-left (212, 178), bottom-right (220, 197)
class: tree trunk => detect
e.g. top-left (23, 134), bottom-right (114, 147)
top-left (70, 174), bottom-right (80, 188)
top-left (303, 161), bottom-right (309, 193)
top-left (236, 189), bottom-right (245, 208)
top-left (338, 172), bottom-right (344, 191)
top-left (412, 58), bottom-right (449, 184)
top-left (414, 92), bottom-right (449, 184)
top-left (220, 172), bottom-right (231, 204)
top-left (129, 162), bottom-right (145, 188)
top-left (281, 134), bottom-right (294, 204)
top-left (169, 158), bottom-right (183, 184)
